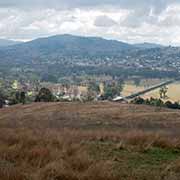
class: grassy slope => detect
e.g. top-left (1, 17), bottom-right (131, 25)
top-left (1, 102), bottom-right (180, 180)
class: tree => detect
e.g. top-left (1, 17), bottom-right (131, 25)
top-left (15, 91), bottom-right (20, 102)
top-left (12, 91), bottom-right (26, 104)
top-left (159, 86), bottom-right (168, 99)
top-left (0, 98), bottom-right (4, 108)
top-left (131, 97), bottom-right (145, 104)
top-left (165, 101), bottom-right (180, 109)
top-left (87, 81), bottom-right (100, 100)
top-left (0, 91), bottom-right (5, 108)
top-left (35, 88), bottom-right (55, 102)
top-left (165, 101), bottom-right (173, 108)
top-left (88, 81), bottom-right (100, 94)
top-left (103, 82), bottom-right (123, 100)
top-left (172, 102), bottom-right (180, 109)
top-left (154, 98), bottom-right (164, 107)
top-left (20, 91), bottom-right (26, 104)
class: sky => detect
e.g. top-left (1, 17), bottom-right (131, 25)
top-left (0, 0), bottom-right (180, 45)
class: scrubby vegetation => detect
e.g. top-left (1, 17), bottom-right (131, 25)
top-left (0, 102), bottom-right (180, 179)
top-left (132, 97), bottom-right (180, 109)
top-left (35, 88), bottom-right (55, 102)
top-left (1, 129), bottom-right (180, 180)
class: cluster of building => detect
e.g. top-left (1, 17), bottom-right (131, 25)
top-left (42, 83), bottom-right (89, 101)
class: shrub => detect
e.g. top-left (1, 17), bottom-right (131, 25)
top-left (35, 88), bottom-right (55, 102)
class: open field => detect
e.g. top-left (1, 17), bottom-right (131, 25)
top-left (122, 80), bottom-right (180, 102)
top-left (1, 102), bottom-right (180, 179)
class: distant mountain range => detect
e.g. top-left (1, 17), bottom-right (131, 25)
top-left (134, 42), bottom-right (164, 49)
top-left (0, 34), bottom-right (133, 56)
top-left (0, 39), bottom-right (21, 47)
top-left (0, 34), bottom-right (169, 63)
top-left (0, 34), bottom-right (179, 81)
top-left (0, 34), bottom-right (165, 50)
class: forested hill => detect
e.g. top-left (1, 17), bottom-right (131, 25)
top-left (0, 39), bottom-right (21, 47)
top-left (0, 34), bottom-right (180, 80)
top-left (0, 34), bottom-right (134, 63)
top-left (134, 42), bottom-right (164, 49)
top-left (0, 34), bottom-right (177, 65)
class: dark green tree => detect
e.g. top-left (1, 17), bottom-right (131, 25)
top-left (35, 88), bottom-right (55, 102)
top-left (131, 97), bottom-right (145, 104)
top-left (88, 81), bottom-right (100, 94)
top-left (20, 91), bottom-right (26, 104)
top-left (12, 91), bottom-right (26, 104)
top-left (165, 101), bottom-right (180, 109)
top-left (103, 82), bottom-right (123, 100)
top-left (87, 81), bottom-right (100, 100)
top-left (0, 98), bottom-right (4, 108)
top-left (15, 91), bottom-right (20, 102)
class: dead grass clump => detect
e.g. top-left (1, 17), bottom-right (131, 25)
top-left (0, 160), bottom-right (26, 180)
top-left (38, 160), bottom-right (119, 180)
top-left (66, 151), bottom-right (93, 172)
top-left (1, 127), bottom-right (180, 180)
top-left (82, 161), bottom-right (119, 180)
top-left (25, 146), bottom-right (51, 167)
top-left (115, 141), bottom-right (126, 150)
top-left (38, 161), bottom-right (78, 180)
top-left (130, 169), bottom-right (161, 180)
top-left (123, 131), bottom-right (155, 146)
top-left (118, 131), bottom-right (180, 151)
top-left (161, 159), bottom-right (180, 180)
top-left (0, 144), bottom-right (23, 163)
top-left (152, 137), bottom-right (179, 149)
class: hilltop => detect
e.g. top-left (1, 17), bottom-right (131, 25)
top-left (134, 42), bottom-right (164, 49)
top-left (0, 102), bottom-right (180, 135)
top-left (1, 102), bottom-right (180, 179)
top-left (0, 34), bottom-right (133, 63)
top-left (0, 39), bottom-right (21, 47)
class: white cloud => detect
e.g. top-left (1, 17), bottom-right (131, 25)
top-left (94, 15), bottom-right (117, 27)
top-left (0, 1), bottom-right (180, 45)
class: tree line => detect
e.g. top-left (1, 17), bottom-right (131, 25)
top-left (131, 97), bottom-right (180, 110)
top-left (0, 80), bottom-right (124, 108)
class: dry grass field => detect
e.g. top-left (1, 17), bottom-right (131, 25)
top-left (122, 81), bottom-right (180, 102)
top-left (1, 102), bottom-right (180, 180)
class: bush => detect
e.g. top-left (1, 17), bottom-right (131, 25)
top-left (0, 98), bottom-right (4, 108)
top-left (132, 97), bottom-right (180, 110)
top-left (131, 97), bottom-right (145, 104)
top-left (35, 88), bottom-right (55, 102)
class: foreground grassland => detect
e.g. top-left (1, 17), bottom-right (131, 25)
top-left (1, 102), bottom-right (180, 180)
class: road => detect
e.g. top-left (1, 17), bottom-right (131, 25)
top-left (113, 78), bottom-right (180, 102)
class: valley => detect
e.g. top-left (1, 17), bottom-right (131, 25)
top-left (0, 35), bottom-right (180, 107)
top-left (1, 0), bottom-right (180, 179)
top-left (0, 35), bottom-right (180, 180)
top-left (122, 79), bottom-right (180, 102)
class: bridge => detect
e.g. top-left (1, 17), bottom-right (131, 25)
top-left (113, 78), bottom-right (180, 102)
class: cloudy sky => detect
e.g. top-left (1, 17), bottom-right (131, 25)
top-left (0, 0), bottom-right (180, 45)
